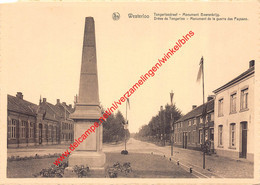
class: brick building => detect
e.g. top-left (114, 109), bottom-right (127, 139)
top-left (7, 92), bottom-right (74, 148)
top-left (173, 97), bottom-right (215, 151)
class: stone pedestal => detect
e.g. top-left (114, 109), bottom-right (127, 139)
top-left (64, 17), bottom-right (106, 177)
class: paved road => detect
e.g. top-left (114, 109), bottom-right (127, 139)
top-left (104, 138), bottom-right (254, 178)
top-left (8, 138), bottom-right (253, 178)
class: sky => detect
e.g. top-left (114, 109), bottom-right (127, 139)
top-left (1, 2), bottom-right (258, 133)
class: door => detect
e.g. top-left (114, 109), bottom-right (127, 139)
top-left (185, 133), bottom-right (187, 148)
top-left (183, 132), bottom-right (187, 149)
top-left (39, 123), bottom-right (42, 144)
top-left (241, 122), bottom-right (247, 158)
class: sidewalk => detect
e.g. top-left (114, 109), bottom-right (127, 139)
top-left (7, 144), bottom-right (68, 158)
top-left (151, 145), bottom-right (254, 178)
top-left (7, 142), bottom-right (125, 158)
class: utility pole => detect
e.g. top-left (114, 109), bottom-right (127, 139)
top-left (125, 99), bottom-right (127, 151)
top-left (160, 106), bottom-right (164, 146)
top-left (170, 90), bottom-right (174, 156)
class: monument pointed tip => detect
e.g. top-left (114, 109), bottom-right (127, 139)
top-left (85, 17), bottom-right (94, 20)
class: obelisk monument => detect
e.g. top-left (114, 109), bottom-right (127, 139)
top-left (68, 17), bottom-right (105, 171)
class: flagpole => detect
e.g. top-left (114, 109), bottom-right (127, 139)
top-left (125, 100), bottom-right (127, 151)
top-left (202, 56), bottom-right (206, 169)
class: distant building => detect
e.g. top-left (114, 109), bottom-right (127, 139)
top-left (7, 92), bottom-right (74, 148)
top-left (213, 60), bottom-right (255, 162)
top-left (7, 93), bottom-right (38, 147)
top-left (173, 97), bottom-right (214, 151)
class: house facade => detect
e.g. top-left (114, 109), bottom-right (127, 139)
top-left (213, 60), bottom-right (255, 162)
top-left (173, 97), bottom-right (214, 151)
top-left (7, 92), bottom-right (74, 148)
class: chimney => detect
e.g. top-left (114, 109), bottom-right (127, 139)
top-left (56, 99), bottom-right (60, 104)
top-left (69, 104), bottom-right (72, 109)
top-left (43, 98), bottom-right (46, 103)
top-left (207, 95), bottom-right (214, 102)
top-left (192, 105), bottom-right (197, 110)
top-left (249, 60), bottom-right (255, 68)
top-left (16, 92), bottom-right (23, 99)
top-left (62, 102), bottom-right (66, 106)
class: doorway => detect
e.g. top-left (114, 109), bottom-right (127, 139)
top-left (39, 123), bottom-right (42, 144)
top-left (183, 132), bottom-right (187, 149)
top-left (240, 122), bottom-right (247, 158)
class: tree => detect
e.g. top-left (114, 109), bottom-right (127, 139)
top-left (102, 110), bottom-right (130, 143)
top-left (137, 103), bottom-right (182, 141)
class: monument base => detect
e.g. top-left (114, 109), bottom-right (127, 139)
top-left (64, 151), bottom-right (106, 178)
top-left (69, 151), bottom-right (106, 167)
top-left (64, 166), bottom-right (106, 178)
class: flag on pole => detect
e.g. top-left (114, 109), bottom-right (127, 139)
top-left (127, 98), bottom-right (130, 110)
top-left (196, 56), bottom-right (204, 82)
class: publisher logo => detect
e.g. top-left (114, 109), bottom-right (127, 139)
top-left (112, 12), bottom-right (120, 21)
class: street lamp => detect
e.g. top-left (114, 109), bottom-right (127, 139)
top-left (160, 106), bottom-right (165, 146)
top-left (170, 90), bottom-right (174, 156)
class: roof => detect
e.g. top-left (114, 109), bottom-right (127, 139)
top-left (55, 103), bottom-right (74, 120)
top-left (8, 95), bottom-right (38, 116)
top-left (213, 66), bottom-right (254, 94)
top-left (40, 102), bottom-right (63, 121)
top-left (176, 99), bottom-right (214, 122)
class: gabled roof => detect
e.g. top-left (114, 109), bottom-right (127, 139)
top-left (55, 103), bottom-right (73, 120)
top-left (213, 66), bottom-right (254, 94)
top-left (8, 95), bottom-right (38, 116)
top-left (40, 102), bottom-right (63, 121)
top-left (176, 99), bottom-right (214, 123)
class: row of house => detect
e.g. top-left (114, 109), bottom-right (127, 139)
top-left (7, 93), bottom-right (74, 148)
top-left (173, 60), bottom-right (255, 162)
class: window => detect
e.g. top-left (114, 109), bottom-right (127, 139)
top-left (230, 123), bottom-right (236, 147)
top-left (54, 126), bottom-right (58, 139)
top-left (193, 118), bottom-right (196, 125)
top-left (207, 113), bottom-right (211, 122)
top-left (218, 125), bottom-right (223, 146)
top-left (196, 117), bottom-right (200, 124)
top-left (188, 120), bottom-right (191, 126)
top-left (230, 93), bottom-right (237, 113)
top-left (51, 125), bottom-right (54, 139)
top-left (9, 119), bottom-right (17, 139)
top-left (20, 121), bottom-right (26, 138)
top-left (210, 128), bottom-right (214, 141)
top-left (211, 113), bottom-right (214, 121)
top-left (45, 125), bottom-right (48, 139)
top-left (200, 117), bottom-right (203, 124)
top-left (241, 88), bottom-right (248, 110)
top-left (193, 130), bottom-right (196, 143)
top-left (218, 99), bottom-right (224, 116)
top-left (197, 117), bottom-right (200, 124)
top-left (205, 129), bottom-right (208, 141)
top-left (29, 122), bottom-right (34, 138)
top-left (49, 126), bottom-right (52, 139)
top-left (199, 130), bottom-right (203, 144)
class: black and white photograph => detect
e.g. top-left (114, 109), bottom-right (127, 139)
top-left (0, 1), bottom-right (259, 184)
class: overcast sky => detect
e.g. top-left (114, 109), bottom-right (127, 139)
top-left (1, 2), bottom-right (258, 133)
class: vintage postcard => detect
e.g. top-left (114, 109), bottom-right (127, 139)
top-left (0, 1), bottom-right (259, 184)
